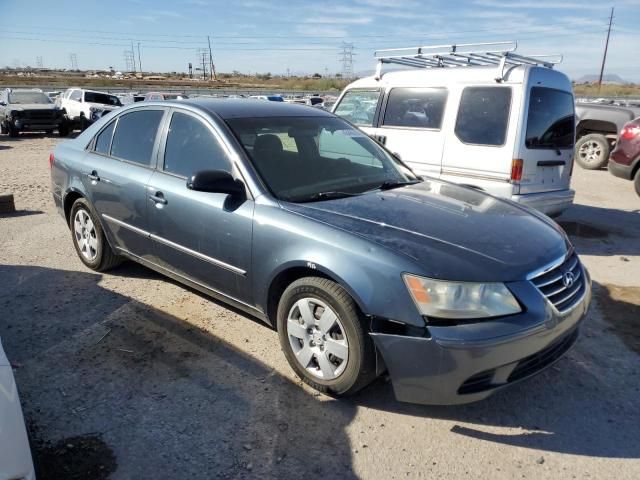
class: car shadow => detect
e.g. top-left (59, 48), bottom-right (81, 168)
top-left (0, 264), bottom-right (358, 479)
top-left (0, 144), bottom-right (12, 150)
top-left (0, 209), bottom-right (44, 218)
top-left (556, 203), bottom-right (640, 257)
top-left (1, 265), bottom-right (638, 479)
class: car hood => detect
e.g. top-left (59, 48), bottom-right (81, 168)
top-left (282, 179), bottom-right (569, 282)
top-left (9, 103), bottom-right (59, 111)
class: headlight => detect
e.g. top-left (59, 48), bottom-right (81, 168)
top-left (403, 274), bottom-right (521, 320)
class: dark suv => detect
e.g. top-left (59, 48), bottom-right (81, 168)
top-left (0, 89), bottom-right (68, 137)
top-left (608, 117), bottom-right (640, 196)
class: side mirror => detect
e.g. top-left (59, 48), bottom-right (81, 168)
top-left (187, 170), bottom-right (245, 197)
top-left (0, 101), bottom-right (6, 106)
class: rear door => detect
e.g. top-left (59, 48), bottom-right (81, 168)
top-left (146, 108), bottom-right (254, 303)
top-left (517, 86), bottom-right (575, 194)
top-left (376, 87), bottom-right (448, 176)
top-left (83, 107), bottom-right (166, 258)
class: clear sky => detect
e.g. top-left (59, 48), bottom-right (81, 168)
top-left (1, 0), bottom-right (639, 81)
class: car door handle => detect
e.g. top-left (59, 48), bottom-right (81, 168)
top-left (86, 170), bottom-right (100, 182)
top-left (149, 192), bottom-right (168, 205)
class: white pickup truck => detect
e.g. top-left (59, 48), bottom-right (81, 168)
top-left (56, 88), bottom-right (122, 130)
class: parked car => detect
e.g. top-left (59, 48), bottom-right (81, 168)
top-left (50, 99), bottom-right (591, 405)
top-left (57, 88), bottom-right (122, 130)
top-left (249, 94), bottom-right (284, 102)
top-left (333, 43), bottom-right (577, 217)
top-left (0, 337), bottom-right (35, 480)
top-left (0, 88), bottom-right (68, 137)
top-left (574, 103), bottom-right (640, 170)
top-left (144, 92), bottom-right (190, 101)
top-left (608, 117), bottom-right (640, 195)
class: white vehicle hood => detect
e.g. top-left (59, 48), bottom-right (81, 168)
top-left (0, 338), bottom-right (36, 480)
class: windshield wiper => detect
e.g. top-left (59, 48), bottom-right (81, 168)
top-left (297, 191), bottom-right (363, 202)
top-left (369, 179), bottom-right (422, 192)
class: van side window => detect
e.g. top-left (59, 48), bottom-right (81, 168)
top-left (455, 87), bottom-right (511, 146)
top-left (163, 112), bottom-right (230, 178)
top-left (70, 90), bottom-right (82, 102)
top-left (334, 90), bottom-right (380, 127)
top-left (383, 88), bottom-right (447, 129)
top-left (94, 120), bottom-right (116, 155)
top-left (110, 110), bottom-right (164, 166)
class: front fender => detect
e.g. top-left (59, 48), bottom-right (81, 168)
top-left (252, 204), bottom-right (426, 327)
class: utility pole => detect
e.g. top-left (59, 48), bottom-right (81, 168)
top-left (207, 36), bottom-right (216, 80)
top-left (598, 7), bottom-right (614, 93)
top-left (137, 42), bottom-right (142, 73)
top-left (130, 42), bottom-right (136, 73)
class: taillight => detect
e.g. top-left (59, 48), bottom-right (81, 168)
top-left (620, 124), bottom-right (640, 140)
top-left (49, 153), bottom-right (55, 169)
top-left (510, 159), bottom-right (523, 182)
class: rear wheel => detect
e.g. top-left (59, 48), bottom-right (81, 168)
top-left (70, 198), bottom-right (122, 272)
top-left (575, 134), bottom-right (610, 170)
top-left (277, 277), bottom-right (376, 397)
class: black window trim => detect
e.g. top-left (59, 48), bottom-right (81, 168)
top-left (454, 85), bottom-right (513, 148)
top-left (333, 88), bottom-right (384, 128)
top-left (380, 86), bottom-right (449, 132)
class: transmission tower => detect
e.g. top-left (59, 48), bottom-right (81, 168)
top-left (123, 49), bottom-right (136, 73)
top-left (69, 53), bottom-right (78, 70)
top-left (339, 42), bottom-right (355, 78)
top-left (36, 56), bottom-right (43, 68)
top-left (196, 48), bottom-right (211, 80)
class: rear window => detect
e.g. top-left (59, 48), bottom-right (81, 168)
top-left (383, 88), bottom-right (447, 129)
top-left (525, 87), bottom-right (575, 150)
top-left (94, 121), bottom-right (115, 155)
top-left (454, 87), bottom-right (511, 146)
top-left (110, 110), bottom-right (164, 166)
top-left (334, 89), bottom-right (381, 127)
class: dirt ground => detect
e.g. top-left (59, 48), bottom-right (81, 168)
top-left (1, 133), bottom-right (639, 480)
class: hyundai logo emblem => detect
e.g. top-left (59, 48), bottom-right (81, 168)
top-left (562, 271), bottom-right (575, 288)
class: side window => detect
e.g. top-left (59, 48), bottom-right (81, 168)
top-left (111, 110), bottom-right (164, 166)
top-left (383, 88), bottom-right (447, 129)
top-left (163, 111), bottom-right (229, 178)
top-left (334, 90), bottom-right (381, 127)
top-left (94, 120), bottom-right (116, 155)
top-left (454, 87), bottom-right (512, 146)
top-left (70, 90), bottom-right (82, 102)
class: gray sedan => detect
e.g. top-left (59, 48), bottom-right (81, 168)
top-left (50, 99), bottom-right (591, 405)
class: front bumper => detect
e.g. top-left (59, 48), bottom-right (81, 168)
top-left (371, 267), bottom-right (591, 405)
top-left (511, 189), bottom-right (575, 217)
top-left (12, 118), bottom-right (63, 131)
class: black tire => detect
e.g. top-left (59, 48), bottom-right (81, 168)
top-left (8, 124), bottom-right (19, 137)
top-left (0, 122), bottom-right (6, 135)
top-left (277, 276), bottom-right (376, 397)
top-left (58, 122), bottom-right (70, 137)
top-left (69, 198), bottom-right (122, 272)
top-left (575, 134), bottom-right (610, 170)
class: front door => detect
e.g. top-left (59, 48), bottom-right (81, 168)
top-left (146, 109), bottom-right (254, 303)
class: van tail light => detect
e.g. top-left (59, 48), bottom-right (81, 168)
top-left (510, 159), bottom-right (523, 183)
top-left (49, 153), bottom-right (55, 169)
top-left (620, 124), bottom-right (640, 140)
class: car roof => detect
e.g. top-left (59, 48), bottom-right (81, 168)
top-left (179, 98), bottom-right (334, 119)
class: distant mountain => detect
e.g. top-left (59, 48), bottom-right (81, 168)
top-left (575, 74), bottom-right (628, 84)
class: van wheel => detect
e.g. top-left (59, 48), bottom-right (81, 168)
top-left (70, 198), bottom-right (122, 272)
top-left (277, 277), bottom-right (376, 397)
top-left (575, 134), bottom-right (610, 170)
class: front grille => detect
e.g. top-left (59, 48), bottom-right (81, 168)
top-left (530, 252), bottom-right (585, 313)
top-left (23, 110), bottom-right (57, 120)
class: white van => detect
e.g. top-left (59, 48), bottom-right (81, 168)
top-left (332, 42), bottom-right (576, 216)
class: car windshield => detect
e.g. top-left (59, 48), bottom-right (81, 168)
top-left (525, 87), bottom-right (575, 150)
top-left (84, 91), bottom-right (122, 106)
top-left (8, 91), bottom-right (51, 104)
top-left (226, 116), bottom-right (418, 202)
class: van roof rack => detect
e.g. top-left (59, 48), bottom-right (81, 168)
top-left (373, 41), bottom-right (562, 80)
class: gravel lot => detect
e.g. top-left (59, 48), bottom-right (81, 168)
top-left (1, 133), bottom-right (639, 480)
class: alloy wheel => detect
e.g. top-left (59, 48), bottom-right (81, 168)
top-left (73, 209), bottom-right (98, 261)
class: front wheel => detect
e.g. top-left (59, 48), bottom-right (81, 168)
top-left (70, 198), bottom-right (122, 272)
top-left (277, 277), bottom-right (376, 397)
top-left (8, 124), bottom-right (19, 137)
top-left (575, 134), bottom-right (610, 170)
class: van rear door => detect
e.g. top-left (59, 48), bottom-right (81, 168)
top-left (517, 86), bottom-right (575, 194)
